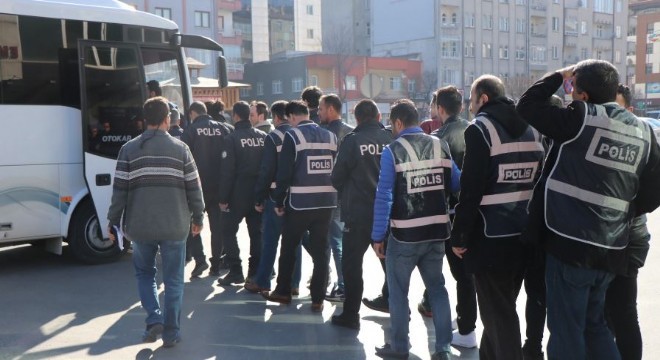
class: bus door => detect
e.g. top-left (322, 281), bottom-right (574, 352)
top-left (78, 41), bottom-right (146, 238)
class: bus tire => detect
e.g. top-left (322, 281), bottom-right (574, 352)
top-left (67, 198), bottom-right (123, 264)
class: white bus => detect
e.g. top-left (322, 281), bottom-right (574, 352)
top-left (0, 0), bottom-right (228, 263)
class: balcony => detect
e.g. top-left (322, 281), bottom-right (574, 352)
top-left (530, 2), bottom-right (547, 11)
top-left (217, 30), bottom-right (243, 46)
top-left (564, 35), bottom-right (578, 47)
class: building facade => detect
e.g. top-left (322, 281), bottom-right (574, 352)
top-left (629, 0), bottom-right (660, 113)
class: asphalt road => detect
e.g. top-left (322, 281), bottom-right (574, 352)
top-left (1, 210), bottom-right (659, 360)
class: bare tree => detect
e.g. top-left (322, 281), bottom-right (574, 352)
top-left (322, 25), bottom-right (360, 101)
top-left (505, 74), bottom-right (536, 101)
top-left (421, 70), bottom-right (438, 101)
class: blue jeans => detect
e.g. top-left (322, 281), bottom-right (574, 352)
top-left (386, 238), bottom-right (452, 354)
top-left (252, 199), bottom-right (302, 289)
top-left (328, 207), bottom-right (344, 290)
top-left (545, 254), bottom-right (619, 360)
top-left (133, 240), bottom-right (186, 342)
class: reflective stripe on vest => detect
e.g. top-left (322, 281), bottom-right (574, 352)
top-left (287, 123), bottom-right (338, 210)
top-left (474, 116), bottom-right (543, 238)
top-left (269, 129), bottom-right (286, 189)
top-left (545, 102), bottom-right (651, 249)
top-left (389, 134), bottom-right (451, 242)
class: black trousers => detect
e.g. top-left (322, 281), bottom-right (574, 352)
top-left (207, 205), bottom-right (224, 268)
top-left (341, 223), bottom-right (387, 316)
top-left (521, 249), bottom-right (547, 355)
top-left (605, 273), bottom-right (642, 360)
top-left (475, 266), bottom-right (525, 360)
top-left (221, 205), bottom-right (262, 276)
top-left (186, 232), bottom-right (204, 262)
top-left (274, 207), bottom-right (331, 303)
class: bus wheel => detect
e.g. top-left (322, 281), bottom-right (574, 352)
top-left (68, 199), bottom-right (123, 264)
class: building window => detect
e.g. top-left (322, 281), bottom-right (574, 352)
top-left (581, 47), bottom-right (589, 59)
top-left (482, 43), bottom-right (492, 58)
top-left (516, 19), bottom-right (526, 33)
top-left (530, 46), bottom-right (546, 62)
top-left (499, 17), bottom-right (509, 32)
top-left (483, 15), bottom-right (493, 30)
top-left (442, 69), bottom-right (458, 85)
top-left (516, 0), bottom-right (526, 4)
top-left (256, 82), bottom-right (264, 96)
top-left (154, 7), bottom-right (172, 20)
top-left (465, 41), bottom-right (475, 57)
top-left (616, 0), bottom-right (622, 12)
top-left (647, 43), bottom-right (653, 54)
top-left (581, 0), bottom-right (588, 8)
top-left (646, 63), bottom-right (653, 74)
top-left (596, 24), bottom-right (605, 38)
top-left (552, 46), bottom-right (559, 59)
top-left (452, 13), bottom-right (457, 25)
top-left (408, 79), bottom-right (416, 93)
top-left (442, 40), bottom-right (460, 58)
top-left (647, 23), bottom-right (655, 35)
top-left (292, 77), bottom-right (303, 92)
top-left (465, 71), bottom-right (475, 85)
top-left (442, 13), bottom-right (447, 25)
top-left (390, 77), bottom-right (402, 91)
top-left (515, 47), bottom-right (526, 60)
top-left (272, 80), bottom-right (282, 94)
top-left (195, 11), bottom-right (210, 28)
top-left (615, 25), bottom-right (621, 38)
top-left (309, 75), bottom-right (318, 86)
top-left (581, 21), bottom-right (588, 34)
top-left (615, 50), bottom-right (621, 63)
top-left (345, 76), bottom-right (357, 91)
top-left (594, 0), bottom-right (613, 14)
top-left (499, 45), bottom-right (509, 59)
top-left (240, 88), bottom-right (250, 97)
top-left (307, 29), bottom-right (314, 39)
top-left (552, 17), bottom-right (559, 32)
top-left (465, 13), bottom-right (475, 28)
top-left (306, 5), bottom-right (314, 15)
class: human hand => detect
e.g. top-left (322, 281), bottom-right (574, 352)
top-left (372, 242), bottom-right (385, 259)
top-left (254, 204), bottom-right (264, 213)
top-left (452, 247), bottom-right (467, 259)
top-left (219, 203), bottom-right (229, 212)
top-left (107, 226), bottom-right (116, 243)
top-left (191, 223), bottom-right (203, 236)
top-left (274, 206), bottom-right (285, 217)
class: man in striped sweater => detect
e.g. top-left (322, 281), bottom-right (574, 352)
top-left (107, 96), bottom-right (205, 348)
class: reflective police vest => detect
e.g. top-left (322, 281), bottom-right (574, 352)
top-left (269, 124), bottom-right (291, 191)
top-left (390, 133), bottom-right (452, 242)
top-left (287, 122), bottom-right (338, 210)
top-left (473, 115), bottom-right (544, 238)
top-left (545, 103), bottom-right (652, 249)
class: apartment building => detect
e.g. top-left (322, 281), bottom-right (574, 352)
top-left (629, 0), bottom-right (660, 113)
top-left (372, 0), bottom-right (628, 102)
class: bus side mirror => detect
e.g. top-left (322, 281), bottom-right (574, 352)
top-left (217, 56), bottom-right (228, 89)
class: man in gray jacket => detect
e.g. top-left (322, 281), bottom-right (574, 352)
top-left (108, 96), bottom-right (205, 348)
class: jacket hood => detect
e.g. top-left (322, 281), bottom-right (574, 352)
top-left (478, 96), bottom-right (528, 138)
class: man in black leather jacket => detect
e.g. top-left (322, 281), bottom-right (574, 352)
top-left (181, 101), bottom-right (232, 277)
top-left (217, 101), bottom-right (267, 285)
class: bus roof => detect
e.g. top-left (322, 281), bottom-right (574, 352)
top-left (0, 0), bottom-right (178, 30)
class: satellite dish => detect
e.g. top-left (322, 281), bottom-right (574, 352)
top-left (360, 73), bottom-right (383, 98)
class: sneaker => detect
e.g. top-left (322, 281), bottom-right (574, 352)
top-left (190, 261), bottom-right (209, 278)
top-left (141, 323), bottom-right (164, 343)
top-left (162, 336), bottom-right (181, 348)
top-left (362, 295), bottom-right (389, 313)
top-left (451, 329), bottom-right (477, 348)
top-left (217, 271), bottom-right (245, 286)
top-left (325, 283), bottom-right (345, 302)
top-left (208, 264), bottom-right (221, 277)
top-left (331, 313), bottom-right (360, 330)
top-left (417, 301), bottom-right (432, 318)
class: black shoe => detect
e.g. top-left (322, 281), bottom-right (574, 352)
top-left (331, 313), bottom-right (360, 330)
top-left (522, 345), bottom-right (545, 360)
top-left (375, 343), bottom-right (409, 359)
top-left (191, 261), bottom-right (209, 278)
top-left (141, 323), bottom-right (163, 343)
top-left (217, 271), bottom-right (245, 286)
top-left (219, 259), bottom-right (231, 270)
top-left (162, 336), bottom-right (181, 348)
top-left (431, 351), bottom-right (451, 360)
top-left (362, 295), bottom-right (389, 313)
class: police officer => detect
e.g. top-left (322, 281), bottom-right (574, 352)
top-left (319, 94), bottom-right (354, 300)
top-left (217, 101), bottom-right (267, 285)
top-left (451, 75), bottom-right (544, 360)
top-left (262, 100), bottom-right (337, 312)
top-left (371, 99), bottom-right (458, 360)
top-left (181, 101), bottom-right (232, 277)
top-left (301, 86), bottom-right (322, 124)
top-left (517, 60), bottom-right (660, 360)
top-left (329, 99), bottom-right (392, 330)
top-left (425, 86), bottom-right (478, 349)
